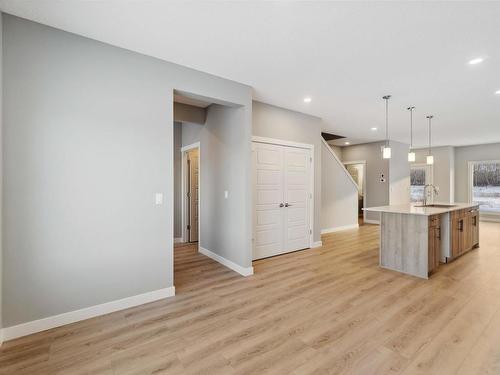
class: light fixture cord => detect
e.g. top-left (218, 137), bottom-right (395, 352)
top-left (384, 96), bottom-right (390, 147)
top-left (408, 107), bottom-right (414, 148)
top-left (427, 116), bottom-right (432, 155)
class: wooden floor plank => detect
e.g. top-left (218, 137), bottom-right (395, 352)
top-left (1, 222), bottom-right (500, 374)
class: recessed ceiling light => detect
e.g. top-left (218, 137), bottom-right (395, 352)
top-left (468, 57), bottom-right (484, 65)
top-left (371, 127), bottom-right (378, 131)
top-left (344, 141), bottom-right (350, 145)
top-left (495, 90), bottom-right (500, 95)
top-left (303, 97), bottom-right (312, 103)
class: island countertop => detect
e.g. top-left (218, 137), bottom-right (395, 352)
top-left (364, 202), bottom-right (478, 216)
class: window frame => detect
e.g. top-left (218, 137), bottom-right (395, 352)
top-left (410, 163), bottom-right (433, 204)
top-left (468, 160), bottom-right (500, 216)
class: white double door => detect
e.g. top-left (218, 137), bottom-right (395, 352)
top-left (252, 141), bottom-right (312, 260)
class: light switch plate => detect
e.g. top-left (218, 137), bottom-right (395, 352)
top-left (224, 190), bottom-right (229, 199)
top-left (155, 193), bottom-right (163, 205)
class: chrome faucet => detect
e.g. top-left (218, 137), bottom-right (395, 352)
top-left (423, 184), bottom-right (439, 206)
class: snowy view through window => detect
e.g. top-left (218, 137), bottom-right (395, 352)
top-left (410, 168), bottom-right (426, 203)
top-left (472, 162), bottom-right (500, 213)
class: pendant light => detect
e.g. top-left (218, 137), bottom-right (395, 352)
top-left (407, 106), bottom-right (416, 162)
top-left (382, 95), bottom-right (391, 159)
top-left (426, 115), bottom-right (434, 165)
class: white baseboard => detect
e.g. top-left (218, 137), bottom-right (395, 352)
top-left (312, 241), bottom-right (323, 248)
top-left (0, 328), bottom-right (3, 346)
top-left (2, 286), bottom-right (175, 342)
top-left (480, 215), bottom-right (500, 223)
top-left (199, 247), bottom-right (253, 276)
top-left (174, 237), bottom-right (184, 243)
top-left (321, 224), bottom-right (359, 234)
top-left (364, 219), bottom-right (380, 225)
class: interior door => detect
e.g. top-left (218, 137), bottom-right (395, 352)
top-left (252, 141), bottom-right (312, 260)
top-left (252, 142), bottom-right (284, 259)
top-left (188, 149), bottom-right (199, 242)
top-left (284, 147), bottom-right (311, 252)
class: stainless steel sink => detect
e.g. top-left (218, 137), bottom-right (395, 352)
top-left (414, 204), bottom-right (456, 208)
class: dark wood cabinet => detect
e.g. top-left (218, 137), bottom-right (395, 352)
top-left (450, 206), bottom-right (479, 258)
top-left (471, 210), bottom-right (479, 247)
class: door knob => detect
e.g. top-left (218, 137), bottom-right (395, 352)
top-left (279, 203), bottom-right (284, 208)
top-left (285, 203), bottom-right (292, 207)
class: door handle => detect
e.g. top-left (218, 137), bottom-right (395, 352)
top-left (285, 203), bottom-right (292, 207)
top-left (279, 203), bottom-right (284, 208)
top-left (459, 220), bottom-right (463, 232)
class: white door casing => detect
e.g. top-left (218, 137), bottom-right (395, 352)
top-left (188, 148), bottom-right (199, 242)
top-left (252, 138), bottom-right (313, 260)
top-left (284, 147), bottom-right (311, 252)
top-left (253, 142), bottom-right (284, 259)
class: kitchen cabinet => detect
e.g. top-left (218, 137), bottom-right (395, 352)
top-left (428, 215), bottom-right (441, 273)
top-left (451, 206), bottom-right (479, 258)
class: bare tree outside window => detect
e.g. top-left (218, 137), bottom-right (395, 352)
top-left (471, 162), bottom-right (500, 213)
top-left (410, 167), bottom-right (427, 203)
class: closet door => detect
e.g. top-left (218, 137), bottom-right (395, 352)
top-left (284, 147), bottom-right (311, 252)
top-left (252, 142), bottom-right (285, 260)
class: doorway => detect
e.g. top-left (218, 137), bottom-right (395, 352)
top-left (181, 143), bottom-right (200, 243)
top-left (252, 137), bottom-right (314, 260)
top-left (344, 161), bottom-right (366, 225)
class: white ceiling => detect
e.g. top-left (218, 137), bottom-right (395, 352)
top-left (1, 1), bottom-right (500, 147)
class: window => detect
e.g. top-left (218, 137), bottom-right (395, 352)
top-left (469, 161), bottom-right (500, 214)
top-left (410, 164), bottom-right (432, 203)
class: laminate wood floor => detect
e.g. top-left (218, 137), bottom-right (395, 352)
top-left (2, 222), bottom-right (500, 374)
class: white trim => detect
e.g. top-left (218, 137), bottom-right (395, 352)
top-left (2, 287), bottom-right (175, 341)
top-left (181, 142), bottom-right (201, 153)
top-left (311, 241), bottom-right (323, 248)
top-left (468, 160), bottom-right (500, 216)
top-left (199, 247), bottom-right (254, 276)
top-left (322, 139), bottom-right (358, 189)
top-left (343, 160), bottom-right (367, 222)
top-left (174, 237), bottom-right (183, 243)
top-left (364, 219), bottom-right (380, 225)
top-left (321, 224), bottom-right (359, 234)
top-left (252, 137), bottom-right (315, 251)
top-left (181, 142), bottom-right (201, 243)
top-left (0, 329), bottom-right (3, 346)
top-left (480, 214), bottom-right (500, 222)
top-left (252, 136), bottom-right (313, 150)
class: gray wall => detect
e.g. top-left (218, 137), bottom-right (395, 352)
top-left (321, 141), bottom-right (358, 231)
top-left (201, 104), bottom-right (252, 267)
top-left (181, 122), bottom-right (203, 147)
top-left (173, 122), bottom-right (182, 238)
top-left (174, 102), bottom-right (206, 125)
top-left (2, 14), bottom-right (252, 327)
top-left (0, 12), bottom-right (3, 335)
top-left (342, 142), bottom-right (389, 222)
top-left (454, 142), bottom-right (500, 203)
top-left (328, 144), bottom-right (343, 160)
top-left (389, 140), bottom-right (410, 205)
top-left (251, 101), bottom-right (322, 242)
top-left (413, 146), bottom-right (455, 203)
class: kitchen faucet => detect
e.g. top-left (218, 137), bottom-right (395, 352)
top-left (423, 184), bottom-right (439, 206)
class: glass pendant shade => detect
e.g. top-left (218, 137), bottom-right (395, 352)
top-left (383, 146), bottom-right (392, 159)
top-left (426, 115), bottom-right (434, 166)
top-left (407, 106), bottom-right (415, 163)
top-left (382, 95), bottom-right (392, 159)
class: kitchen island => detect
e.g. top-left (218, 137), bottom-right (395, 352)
top-left (365, 203), bottom-right (479, 279)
